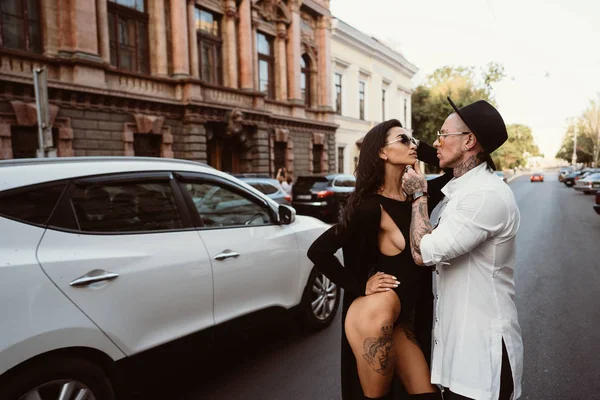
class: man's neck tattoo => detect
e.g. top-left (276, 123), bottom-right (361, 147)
top-left (454, 153), bottom-right (485, 178)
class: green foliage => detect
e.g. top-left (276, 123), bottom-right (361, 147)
top-left (412, 63), bottom-right (538, 171)
top-left (555, 119), bottom-right (595, 164)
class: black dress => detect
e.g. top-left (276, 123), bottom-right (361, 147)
top-left (307, 143), bottom-right (451, 400)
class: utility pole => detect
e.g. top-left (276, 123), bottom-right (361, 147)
top-left (571, 126), bottom-right (578, 166)
top-left (33, 68), bottom-right (55, 158)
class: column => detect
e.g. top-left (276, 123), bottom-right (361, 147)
top-left (187, 0), bottom-right (199, 77)
top-left (316, 15), bottom-right (333, 109)
top-left (63, 0), bottom-right (99, 54)
top-left (275, 23), bottom-right (288, 101)
top-left (238, 0), bottom-right (253, 90)
top-left (96, 0), bottom-right (110, 62)
top-left (150, 0), bottom-right (168, 75)
top-left (286, 0), bottom-right (302, 103)
top-left (223, 0), bottom-right (239, 88)
top-left (170, 0), bottom-right (190, 76)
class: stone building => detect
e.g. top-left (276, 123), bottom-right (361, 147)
top-left (330, 18), bottom-right (418, 174)
top-left (0, 0), bottom-right (336, 177)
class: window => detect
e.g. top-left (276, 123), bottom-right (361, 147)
top-left (334, 73), bottom-right (342, 115)
top-left (134, 133), bottom-right (162, 157)
top-left (196, 8), bottom-right (222, 84)
top-left (257, 32), bottom-right (274, 99)
top-left (274, 142), bottom-right (286, 174)
top-left (71, 181), bottom-right (183, 232)
top-left (359, 82), bottom-right (365, 120)
top-left (108, 0), bottom-right (150, 74)
top-left (0, 182), bottom-right (66, 225)
top-left (382, 89), bottom-right (386, 121)
top-left (184, 182), bottom-right (271, 227)
top-left (249, 182), bottom-right (278, 195)
top-left (11, 126), bottom-right (58, 159)
top-left (0, 0), bottom-right (42, 53)
top-left (312, 144), bottom-right (323, 174)
top-left (337, 146), bottom-right (344, 174)
top-left (301, 54), bottom-right (311, 107)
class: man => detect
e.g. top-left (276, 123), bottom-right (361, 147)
top-left (401, 98), bottom-right (523, 400)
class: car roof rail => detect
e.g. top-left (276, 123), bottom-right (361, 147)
top-left (0, 156), bottom-right (213, 169)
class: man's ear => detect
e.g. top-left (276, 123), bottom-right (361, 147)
top-left (466, 133), bottom-right (478, 150)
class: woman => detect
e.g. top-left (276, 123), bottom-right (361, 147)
top-left (307, 120), bottom-right (451, 400)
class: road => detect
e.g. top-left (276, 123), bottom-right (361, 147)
top-left (132, 172), bottom-right (600, 400)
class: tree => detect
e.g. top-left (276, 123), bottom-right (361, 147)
top-left (412, 63), bottom-right (540, 171)
top-left (582, 96), bottom-right (600, 166)
top-left (556, 118), bottom-right (595, 164)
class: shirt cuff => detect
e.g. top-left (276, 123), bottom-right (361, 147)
top-left (420, 234), bottom-right (436, 266)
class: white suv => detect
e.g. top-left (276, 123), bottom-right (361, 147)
top-left (0, 157), bottom-right (340, 400)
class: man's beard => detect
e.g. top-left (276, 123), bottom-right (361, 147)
top-left (441, 151), bottom-right (463, 169)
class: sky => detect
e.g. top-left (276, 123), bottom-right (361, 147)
top-left (330, 0), bottom-right (600, 157)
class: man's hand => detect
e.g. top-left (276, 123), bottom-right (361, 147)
top-left (402, 162), bottom-right (427, 196)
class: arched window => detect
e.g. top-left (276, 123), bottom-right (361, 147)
top-left (301, 54), bottom-right (311, 107)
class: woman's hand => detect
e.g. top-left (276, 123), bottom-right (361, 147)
top-left (365, 271), bottom-right (400, 295)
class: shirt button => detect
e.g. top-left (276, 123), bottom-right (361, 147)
top-left (435, 318), bottom-right (439, 323)
top-left (434, 339), bottom-right (438, 345)
top-left (435, 295), bottom-right (439, 300)
top-left (436, 269), bottom-right (440, 275)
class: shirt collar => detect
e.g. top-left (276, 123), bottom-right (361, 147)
top-left (441, 163), bottom-right (489, 198)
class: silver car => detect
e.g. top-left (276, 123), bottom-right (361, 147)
top-left (574, 172), bottom-right (600, 194)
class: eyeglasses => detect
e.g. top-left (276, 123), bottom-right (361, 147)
top-left (435, 131), bottom-right (471, 147)
top-left (383, 134), bottom-right (418, 147)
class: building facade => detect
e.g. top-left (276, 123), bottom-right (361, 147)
top-left (0, 0), bottom-right (336, 177)
top-left (330, 18), bottom-right (418, 174)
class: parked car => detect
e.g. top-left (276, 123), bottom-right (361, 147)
top-left (574, 173), bottom-right (600, 194)
top-left (595, 191), bottom-right (600, 215)
top-left (563, 170), bottom-right (587, 187)
top-left (495, 171), bottom-right (508, 183)
top-left (0, 157), bottom-right (340, 400)
top-left (292, 174), bottom-right (356, 223)
top-left (235, 175), bottom-right (291, 205)
top-left (530, 173), bottom-right (544, 182)
top-left (558, 167), bottom-right (573, 182)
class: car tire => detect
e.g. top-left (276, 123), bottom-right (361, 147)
top-left (0, 356), bottom-right (115, 400)
top-left (299, 268), bottom-right (340, 330)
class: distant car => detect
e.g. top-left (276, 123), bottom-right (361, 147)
top-left (563, 171), bottom-right (587, 187)
top-left (235, 175), bottom-right (291, 205)
top-left (595, 191), bottom-right (600, 215)
top-left (574, 173), bottom-right (600, 194)
top-left (530, 173), bottom-right (544, 182)
top-left (495, 171), bottom-right (508, 183)
top-left (292, 174), bottom-right (356, 223)
top-left (558, 167), bottom-right (573, 182)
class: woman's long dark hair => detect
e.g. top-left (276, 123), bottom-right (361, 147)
top-left (339, 119), bottom-right (403, 230)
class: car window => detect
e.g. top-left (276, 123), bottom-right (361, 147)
top-left (333, 177), bottom-right (356, 187)
top-left (294, 177), bottom-right (328, 192)
top-left (184, 182), bottom-right (272, 228)
top-left (260, 183), bottom-right (279, 195)
top-left (586, 173), bottom-right (600, 180)
top-left (0, 182), bottom-right (67, 225)
top-left (248, 183), bottom-right (266, 194)
top-left (70, 182), bottom-right (183, 232)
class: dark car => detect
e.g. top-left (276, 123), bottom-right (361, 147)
top-left (235, 175), bottom-right (291, 205)
top-left (558, 167), bottom-right (573, 182)
top-left (563, 170), bottom-right (587, 187)
top-left (292, 174), bottom-right (355, 223)
top-left (595, 191), bottom-right (600, 215)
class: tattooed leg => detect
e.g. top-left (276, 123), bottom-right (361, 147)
top-left (393, 324), bottom-right (437, 394)
top-left (362, 320), bottom-right (396, 375)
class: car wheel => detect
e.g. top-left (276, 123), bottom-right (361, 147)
top-left (299, 268), bottom-right (340, 330)
top-left (0, 357), bottom-right (115, 400)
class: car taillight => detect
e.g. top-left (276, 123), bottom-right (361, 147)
top-left (284, 195), bottom-right (291, 202)
top-left (316, 190), bottom-right (335, 199)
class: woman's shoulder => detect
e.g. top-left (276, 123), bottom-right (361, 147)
top-left (354, 195), bottom-right (382, 217)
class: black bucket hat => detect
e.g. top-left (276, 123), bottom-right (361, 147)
top-left (447, 97), bottom-right (507, 170)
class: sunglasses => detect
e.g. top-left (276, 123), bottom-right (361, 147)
top-left (383, 133), bottom-right (418, 147)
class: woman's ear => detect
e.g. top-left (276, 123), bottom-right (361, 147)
top-left (379, 148), bottom-right (388, 161)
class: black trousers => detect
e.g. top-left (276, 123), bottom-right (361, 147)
top-left (443, 341), bottom-right (513, 400)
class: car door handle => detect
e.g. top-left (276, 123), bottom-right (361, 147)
top-left (214, 250), bottom-right (240, 261)
top-left (70, 270), bottom-right (120, 287)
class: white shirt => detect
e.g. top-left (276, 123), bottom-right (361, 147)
top-left (281, 181), bottom-right (292, 194)
top-left (421, 163), bottom-right (523, 400)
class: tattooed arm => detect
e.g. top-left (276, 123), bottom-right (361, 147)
top-left (410, 197), bottom-right (433, 266)
top-left (401, 163), bottom-right (433, 266)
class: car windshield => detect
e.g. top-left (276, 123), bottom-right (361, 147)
top-left (294, 177), bottom-right (328, 191)
top-left (334, 177), bottom-right (356, 187)
top-left (585, 173), bottom-right (600, 180)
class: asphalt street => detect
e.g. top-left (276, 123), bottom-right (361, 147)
top-left (132, 172), bottom-right (600, 400)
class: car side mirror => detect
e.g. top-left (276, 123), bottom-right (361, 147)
top-left (278, 204), bottom-right (296, 225)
